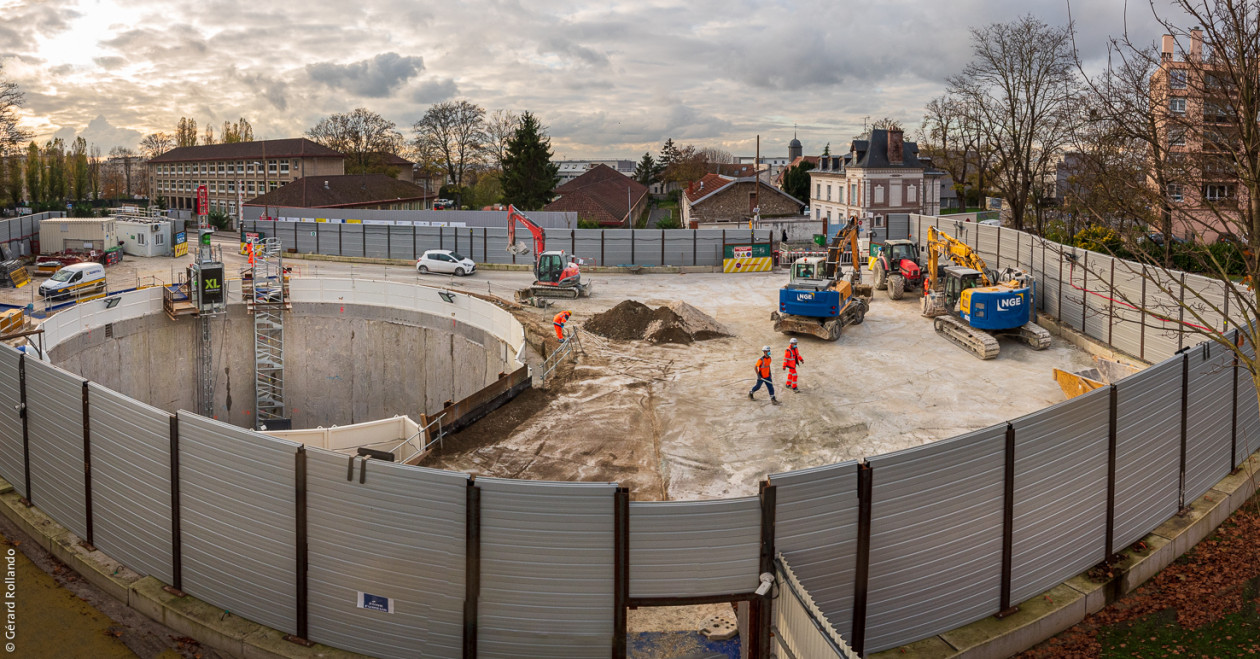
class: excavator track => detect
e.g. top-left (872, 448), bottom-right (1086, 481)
top-left (1017, 322), bottom-right (1052, 350)
top-left (934, 315), bottom-right (1001, 360)
top-left (531, 286), bottom-right (581, 299)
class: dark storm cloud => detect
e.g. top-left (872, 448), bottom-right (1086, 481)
top-left (306, 52), bottom-right (425, 98)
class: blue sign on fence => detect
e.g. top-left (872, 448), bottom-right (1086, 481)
top-left (357, 591), bottom-right (394, 614)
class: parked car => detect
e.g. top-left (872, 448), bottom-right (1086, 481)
top-left (416, 250), bottom-right (476, 276)
top-left (38, 262), bottom-right (106, 301)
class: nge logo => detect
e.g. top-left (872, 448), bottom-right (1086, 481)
top-left (997, 295), bottom-right (1023, 311)
top-left (795, 292), bottom-right (814, 301)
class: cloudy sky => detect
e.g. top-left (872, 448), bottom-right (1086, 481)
top-left (2, 0), bottom-right (1177, 160)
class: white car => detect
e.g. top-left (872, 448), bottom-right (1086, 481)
top-left (416, 250), bottom-right (476, 276)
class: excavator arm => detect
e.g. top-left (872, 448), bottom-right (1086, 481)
top-left (824, 218), bottom-right (861, 282)
top-left (506, 204), bottom-right (545, 256)
top-left (924, 226), bottom-right (992, 291)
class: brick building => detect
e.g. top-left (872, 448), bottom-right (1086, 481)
top-left (808, 128), bottom-right (945, 233)
top-left (147, 138), bottom-right (345, 225)
top-left (544, 164), bottom-right (649, 227)
top-left (244, 175), bottom-right (434, 212)
top-left (680, 173), bottom-right (805, 225)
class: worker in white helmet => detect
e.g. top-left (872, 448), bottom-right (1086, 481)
top-left (748, 346), bottom-right (779, 403)
top-left (783, 337), bottom-right (804, 392)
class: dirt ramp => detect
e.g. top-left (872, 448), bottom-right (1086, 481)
top-left (585, 300), bottom-right (730, 345)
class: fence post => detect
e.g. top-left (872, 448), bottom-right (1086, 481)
top-left (997, 422), bottom-right (1017, 617)
top-left (483, 228), bottom-right (487, 264)
top-left (1056, 245), bottom-right (1063, 320)
top-left (613, 487), bottom-right (629, 659)
top-left (386, 226), bottom-right (392, 259)
top-left (1108, 259), bottom-right (1116, 346)
top-left (996, 226), bottom-right (1002, 266)
top-left (1179, 351), bottom-right (1190, 510)
top-left (1140, 271), bottom-right (1148, 361)
top-left (571, 229), bottom-right (576, 257)
top-left (1232, 334), bottom-right (1240, 469)
top-left (1105, 385), bottom-right (1118, 557)
top-left (631, 229), bottom-right (635, 265)
top-left (169, 415), bottom-right (182, 592)
top-left (294, 446), bottom-right (309, 641)
top-left (757, 481), bottom-right (777, 659)
top-left (463, 479), bottom-right (481, 659)
top-left (851, 462), bottom-right (873, 655)
top-left (1081, 250), bottom-right (1089, 333)
top-left (412, 224), bottom-right (418, 260)
top-left (18, 354), bottom-right (29, 504)
top-left (82, 381), bottom-right (93, 548)
top-left (315, 221), bottom-right (320, 254)
top-left (601, 231), bottom-right (605, 266)
top-left (693, 230), bottom-right (697, 266)
top-left (1177, 273), bottom-right (1187, 351)
top-left (660, 229), bottom-right (665, 266)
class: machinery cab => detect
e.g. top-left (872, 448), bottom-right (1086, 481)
top-left (942, 266), bottom-right (983, 310)
top-left (877, 240), bottom-right (922, 283)
top-left (787, 257), bottom-right (828, 290)
top-left (945, 265), bottom-right (1033, 331)
top-left (535, 250), bottom-right (581, 287)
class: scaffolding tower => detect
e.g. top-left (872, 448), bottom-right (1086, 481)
top-left (244, 237), bottom-right (290, 430)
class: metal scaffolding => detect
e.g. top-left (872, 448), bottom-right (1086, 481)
top-left (245, 237), bottom-right (289, 429)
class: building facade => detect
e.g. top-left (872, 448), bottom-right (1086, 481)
top-left (808, 128), bottom-right (944, 235)
top-left (147, 139), bottom-right (345, 226)
top-left (244, 175), bottom-right (434, 213)
top-left (680, 173), bottom-right (805, 226)
top-left (545, 164), bottom-right (649, 227)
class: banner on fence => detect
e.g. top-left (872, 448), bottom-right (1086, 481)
top-left (723, 243), bottom-right (773, 273)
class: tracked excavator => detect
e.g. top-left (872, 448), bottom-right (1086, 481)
top-left (506, 204), bottom-right (593, 301)
top-left (921, 226), bottom-right (1051, 359)
top-left (771, 218), bottom-right (873, 340)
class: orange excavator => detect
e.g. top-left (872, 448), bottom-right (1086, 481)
top-left (506, 205), bottom-right (593, 300)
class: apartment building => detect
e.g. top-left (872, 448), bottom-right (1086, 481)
top-left (147, 138), bottom-right (345, 226)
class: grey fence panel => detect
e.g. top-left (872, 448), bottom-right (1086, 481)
top-left (628, 497), bottom-right (761, 599)
top-left (1010, 388), bottom-right (1110, 603)
top-left (1184, 343), bottom-right (1235, 503)
top-left (1143, 270), bottom-right (1183, 361)
top-left (601, 230), bottom-right (634, 266)
top-left (1183, 274), bottom-right (1227, 335)
top-left (696, 230), bottom-right (728, 266)
top-left (1059, 248), bottom-right (1086, 334)
top-left (177, 412), bottom-right (297, 635)
top-left (88, 383), bottom-right (173, 584)
top-left (341, 224), bottom-right (365, 258)
top-left (975, 224), bottom-right (999, 264)
top-left (292, 221), bottom-right (317, 253)
top-left (663, 233), bottom-right (695, 267)
top-left (318, 222), bottom-right (341, 254)
top-left (24, 358), bottom-right (87, 539)
top-left (1082, 254), bottom-right (1113, 344)
top-left (769, 461), bottom-right (860, 635)
top-left (1042, 247), bottom-right (1061, 320)
top-left (886, 214), bottom-right (911, 241)
top-left (477, 227), bottom-right (510, 264)
top-left (0, 346), bottom-right (23, 496)
top-left (306, 449), bottom-right (467, 659)
top-left (1112, 357), bottom-right (1183, 550)
top-left (997, 229), bottom-right (1021, 271)
top-left (864, 424), bottom-right (1005, 653)
top-left (362, 225), bottom-right (389, 259)
top-left (477, 478), bottom-right (616, 659)
top-left (415, 226), bottom-right (442, 256)
top-left (1238, 336), bottom-right (1260, 461)
top-left (570, 230), bottom-right (601, 264)
top-left (386, 226), bottom-right (414, 260)
top-left (1110, 268), bottom-right (1145, 359)
top-left (283, 221), bottom-right (301, 252)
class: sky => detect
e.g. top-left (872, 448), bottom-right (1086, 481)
top-left (0, 0), bottom-right (1179, 160)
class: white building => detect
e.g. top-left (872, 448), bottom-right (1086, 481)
top-left (555, 159), bottom-right (636, 186)
top-left (808, 128), bottom-right (945, 234)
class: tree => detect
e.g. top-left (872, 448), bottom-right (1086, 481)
top-left (467, 170), bottom-right (503, 209)
top-left (413, 100), bottom-right (486, 188)
top-left (201, 125), bottom-right (215, 145)
top-left (662, 144), bottom-right (706, 184)
top-left (69, 137), bottom-right (89, 202)
top-left (499, 112), bottom-right (559, 210)
top-left (88, 144), bottom-right (102, 201)
top-left (659, 138), bottom-right (680, 171)
top-left (220, 118), bottom-right (253, 143)
top-left (484, 109), bottom-right (520, 170)
top-left (782, 160), bottom-right (815, 202)
top-left (175, 117), bottom-right (198, 148)
top-left (307, 108), bottom-right (404, 176)
top-left (947, 15), bottom-right (1077, 232)
top-left (109, 146), bottom-right (137, 198)
top-left (24, 142), bottom-right (40, 206)
top-left (698, 147), bottom-right (734, 164)
top-left (139, 132), bottom-right (174, 159)
top-left (870, 117), bottom-right (903, 132)
top-left (43, 139), bottom-right (67, 204)
top-left (3, 155), bottom-right (21, 207)
top-left (822, 143), bottom-right (830, 157)
top-left (918, 95), bottom-right (969, 202)
top-left (633, 152), bottom-right (662, 186)
top-left (0, 62), bottom-right (30, 156)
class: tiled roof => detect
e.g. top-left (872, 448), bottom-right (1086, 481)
top-left (683, 174), bottom-right (734, 203)
top-left (545, 164), bottom-right (649, 226)
top-left (242, 174), bottom-right (433, 209)
top-left (147, 138), bottom-right (345, 163)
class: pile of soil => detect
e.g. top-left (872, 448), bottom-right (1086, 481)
top-left (584, 300), bottom-right (731, 345)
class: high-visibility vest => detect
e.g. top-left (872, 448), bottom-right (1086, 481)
top-left (756, 356), bottom-right (772, 378)
top-left (553, 311), bottom-right (570, 326)
top-left (784, 346), bottom-right (801, 368)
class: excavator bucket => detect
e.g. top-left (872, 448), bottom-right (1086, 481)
top-left (1053, 368), bottom-right (1106, 399)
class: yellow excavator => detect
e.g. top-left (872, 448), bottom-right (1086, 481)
top-left (921, 227), bottom-right (1051, 359)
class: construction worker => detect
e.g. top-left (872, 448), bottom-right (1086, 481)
top-left (553, 310), bottom-right (572, 341)
top-left (783, 337), bottom-right (804, 391)
top-left (748, 346), bottom-right (778, 403)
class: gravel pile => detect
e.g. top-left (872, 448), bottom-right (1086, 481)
top-left (585, 300), bottom-right (730, 345)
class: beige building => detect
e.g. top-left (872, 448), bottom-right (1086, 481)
top-left (808, 128), bottom-right (944, 234)
top-left (147, 138), bottom-right (345, 225)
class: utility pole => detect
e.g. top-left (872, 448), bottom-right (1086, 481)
top-left (753, 135), bottom-right (760, 229)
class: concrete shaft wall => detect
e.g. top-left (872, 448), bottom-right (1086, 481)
top-left (50, 302), bottom-right (513, 429)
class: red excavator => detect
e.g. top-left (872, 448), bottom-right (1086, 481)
top-left (506, 205), bottom-right (593, 300)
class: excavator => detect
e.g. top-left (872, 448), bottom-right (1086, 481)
top-left (505, 205), bottom-right (593, 301)
top-left (921, 226), bottom-right (1051, 359)
top-left (771, 218), bottom-right (873, 340)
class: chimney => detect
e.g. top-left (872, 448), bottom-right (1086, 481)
top-left (1161, 34), bottom-right (1175, 61)
top-left (887, 128), bottom-right (904, 165)
top-left (1190, 27), bottom-right (1203, 62)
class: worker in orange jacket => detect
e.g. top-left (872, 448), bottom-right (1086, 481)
top-left (553, 310), bottom-right (572, 341)
top-left (783, 337), bottom-right (804, 391)
top-left (748, 346), bottom-right (779, 403)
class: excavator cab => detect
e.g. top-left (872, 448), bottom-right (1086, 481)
top-left (943, 267), bottom-right (983, 309)
top-left (535, 251), bottom-right (567, 285)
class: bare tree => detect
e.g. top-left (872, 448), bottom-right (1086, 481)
top-left (306, 108), bottom-right (404, 175)
top-left (139, 132), bottom-right (174, 159)
top-left (109, 146), bottom-right (138, 198)
top-left (0, 62), bottom-right (30, 156)
top-left (484, 109), bottom-right (520, 170)
top-left (698, 147), bottom-right (735, 164)
top-left (918, 96), bottom-right (969, 202)
top-left (69, 137), bottom-right (89, 203)
top-left (948, 15), bottom-right (1078, 231)
top-left (88, 144), bottom-right (102, 201)
top-left (413, 100), bottom-right (486, 187)
top-left (220, 117), bottom-right (254, 143)
top-left (175, 118), bottom-right (197, 148)
top-left (201, 125), bottom-right (215, 146)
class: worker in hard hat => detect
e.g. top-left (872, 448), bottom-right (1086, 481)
top-left (553, 310), bottom-right (572, 341)
top-left (783, 337), bottom-right (804, 392)
top-left (748, 346), bottom-right (778, 403)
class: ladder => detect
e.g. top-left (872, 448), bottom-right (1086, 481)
top-left (247, 238), bottom-right (290, 429)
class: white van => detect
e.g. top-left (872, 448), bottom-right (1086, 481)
top-left (38, 262), bottom-right (106, 301)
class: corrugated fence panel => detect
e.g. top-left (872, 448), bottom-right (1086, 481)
top-left (1042, 245), bottom-right (1061, 320)
top-left (1238, 336), bottom-right (1260, 461)
top-left (1059, 248), bottom-right (1086, 334)
top-left (363, 225), bottom-right (390, 260)
top-left (1143, 270), bottom-right (1183, 361)
top-left (863, 424), bottom-right (1005, 652)
top-left (664, 233), bottom-right (694, 267)
top-left (24, 358), bottom-right (87, 539)
top-left (1082, 254), bottom-right (1112, 344)
top-left (628, 498), bottom-right (761, 599)
top-left (387, 225), bottom-right (414, 260)
top-left (1113, 357), bottom-right (1183, 549)
top-left (997, 229), bottom-right (1021, 271)
top-left (975, 224), bottom-right (999, 264)
top-left (177, 412), bottom-right (297, 635)
top-left (769, 461), bottom-right (859, 637)
top-left (306, 449), bottom-right (467, 659)
top-left (477, 478), bottom-right (615, 659)
top-left (318, 222), bottom-right (341, 254)
top-left (601, 229), bottom-right (634, 266)
top-left (886, 213), bottom-right (911, 241)
top-left (1010, 388), bottom-right (1109, 603)
top-left (88, 384), bottom-right (173, 584)
top-left (341, 224), bottom-right (365, 258)
top-left (1184, 342), bottom-right (1234, 503)
top-left (1110, 266), bottom-right (1145, 359)
top-left (0, 346), bottom-right (23, 496)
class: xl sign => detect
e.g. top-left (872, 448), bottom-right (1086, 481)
top-left (997, 295), bottom-right (1023, 311)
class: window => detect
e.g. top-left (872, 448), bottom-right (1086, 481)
top-left (1204, 101), bottom-right (1229, 124)
top-left (826, 185), bottom-right (831, 201)
top-left (269, 181), bottom-right (278, 191)
top-left (217, 162), bottom-right (224, 174)
top-left (1170, 127), bottom-right (1187, 146)
top-left (1170, 97), bottom-right (1186, 114)
top-left (136, 233), bottom-right (145, 246)
top-left (268, 160), bottom-right (277, 174)
top-left (1204, 183), bottom-right (1234, 201)
top-left (156, 233), bottom-right (165, 245)
top-left (815, 183), bottom-right (820, 200)
top-left (908, 184), bottom-right (917, 203)
top-left (874, 185), bottom-right (884, 204)
top-left (1168, 183), bottom-right (1183, 202)
top-left (247, 162), bottom-right (256, 174)
top-left (1170, 69), bottom-right (1187, 89)
top-left (228, 181), bottom-right (236, 193)
top-left (280, 161), bottom-right (290, 175)
top-left (248, 181), bottom-right (256, 195)
top-left (236, 161), bottom-right (244, 174)
top-left (873, 215), bottom-right (885, 228)
top-left (201, 163), bottom-right (208, 174)
top-left (850, 183), bottom-right (857, 205)
top-left (838, 186), bottom-right (845, 204)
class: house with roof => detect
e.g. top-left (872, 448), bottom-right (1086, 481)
top-left (680, 173), bottom-right (805, 227)
top-left (243, 174), bottom-right (434, 212)
top-left (544, 164), bottom-right (649, 227)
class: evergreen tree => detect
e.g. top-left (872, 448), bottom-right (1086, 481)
top-left (3, 155), bottom-right (21, 208)
top-left (659, 138), bottom-right (679, 169)
top-left (633, 152), bottom-right (659, 186)
top-left (24, 142), bottom-right (40, 205)
top-left (500, 112), bottom-right (559, 211)
top-left (782, 160), bottom-right (815, 202)
top-left (822, 142), bottom-right (830, 157)
top-left (44, 138), bottom-right (67, 204)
